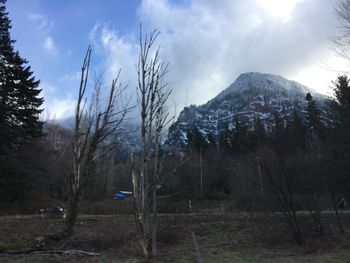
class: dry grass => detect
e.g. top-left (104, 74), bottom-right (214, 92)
top-left (0, 212), bottom-right (349, 262)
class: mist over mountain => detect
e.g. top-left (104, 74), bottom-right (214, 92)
top-left (47, 72), bottom-right (327, 155)
top-left (167, 72), bottom-right (327, 150)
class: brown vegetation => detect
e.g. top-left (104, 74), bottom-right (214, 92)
top-left (0, 209), bottom-right (349, 262)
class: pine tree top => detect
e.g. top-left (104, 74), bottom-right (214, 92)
top-left (0, 0), bottom-right (43, 152)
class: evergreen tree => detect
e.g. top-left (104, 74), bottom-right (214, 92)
top-left (218, 122), bottom-right (232, 153)
top-left (206, 132), bottom-right (216, 150)
top-left (329, 75), bottom-right (350, 127)
top-left (270, 111), bottom-right (288, 156)
top-left (288, 110), bottom-right (306, 149)
top-left (231, 115), bottom-right (252, 153)
top-left (329, 75), bottom-right (350, 193)
top-left (271, 111), bottom-right (285, 137)
top-left (253, 115), bottom-right (266, 145)
top-left (305, 93), bottom-right (323, 136)
top-left (187, 127), bottom-right (207, 153)
top-left (0, 0), bottom-right (43, 152)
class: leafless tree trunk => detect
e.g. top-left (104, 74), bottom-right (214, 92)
top-left (260, 147), bottom-right (304, 245)
top-left (302, 135), bottom-right (327, 235)
top-left (303, 194), bottom-right (324, 235)
top-left (331, 193), bottom-right (345, 233)
top-left (133, 27), bottom-right (171, 258)
top-left (64, 46), bottom-right (131, 236)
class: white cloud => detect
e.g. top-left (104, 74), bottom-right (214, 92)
top-left (39, 82), bottom-right (75, 120)
top-left (43, 36), bottom-right (58, 55)
top-left (89, 0), bottom-right (344, 112)
top-left (28, 13), bottom-right (54, 33)
top-left (89, 23), bottom-right (138, 102)
top-left (59, 71), bottom-right (81, 83)
top-left (28, 12), bottom-right (58, 55)
top-left (40, 82), bottom-right (56, 98)
top-left (43, 93), bottom-right (76, 120)
top-left (137, 0), bottom-right (342, 104)
top-left (293, 53), bottom-right (350, 97)
top-left (256, 0), bottom-right (304, 22)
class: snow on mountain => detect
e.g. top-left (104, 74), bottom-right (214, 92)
top-left (47, 72), bottom-right (327, 155)
top-left (166, 72), bottom-right (327, 150)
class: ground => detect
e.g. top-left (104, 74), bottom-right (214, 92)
top-left (0, 211), bottom-right (349, 262)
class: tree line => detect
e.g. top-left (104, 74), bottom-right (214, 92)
top-left (166, 79), bottom-right (350, 245)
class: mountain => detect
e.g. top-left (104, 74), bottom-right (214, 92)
top-left (49, 116), bottom-right (75, 130)
top-left (166, 72), bottom-right (327, 150)
top-left (46, 116), bottom-right (141, 160)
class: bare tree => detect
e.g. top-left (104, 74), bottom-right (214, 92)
top-left (64, 46), bottom-right (131, 236)
top-left (259, 146), bottom-right (304, 245)
top-left (132, 27), bottom-right (171, 258)
top-left (333, 0), bottom-right (350, 66)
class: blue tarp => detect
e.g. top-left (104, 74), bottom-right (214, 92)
top-left (114, 193), bottom-right (125, 200)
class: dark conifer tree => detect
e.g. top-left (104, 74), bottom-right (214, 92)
top-left (305, 93), bottom-right (323, 137)
top-left (232, 115), bottom-right (252, 153)
top-left (0, 0), bottom-right (43, 200)
top-left (206, 132), bottom-right (216, 150)
top-left (0, 0), bottom-right (43, 152)
top-left (218, 122), bottom-right (232, 153)
top-left (187, 127), bottom-right (207, 153)
top-left (271, 111), bottom-right (285, 141)
top-left (272, 111), bottom-right (284, 134)
top-left (253, 115), bottom-right (266, 145)
top-left (329, 75), bottom-right (350, 127)
top-left (270, 111), bottom-right (288, 155)
top-left (288, 110), bottom-right (306, 149)
top-left (329, 75), bottom-right (350, 194)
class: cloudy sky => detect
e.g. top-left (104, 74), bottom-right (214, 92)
top-left (6, 0), bottom-right (349, 119)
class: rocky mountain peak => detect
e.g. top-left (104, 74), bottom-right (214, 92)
top-left (167, 72), bottom-right (326, 151)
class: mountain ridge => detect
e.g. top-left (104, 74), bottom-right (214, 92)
top-left (209, 72), bottom-right (321, 105)
top-left (167, 72), bottom-right (327, 151)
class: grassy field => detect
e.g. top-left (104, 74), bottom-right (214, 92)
top-left (0, 211), bottom-right (349, 262)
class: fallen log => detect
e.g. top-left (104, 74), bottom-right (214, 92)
top-left (32, 249), bottom-right (100, 256)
